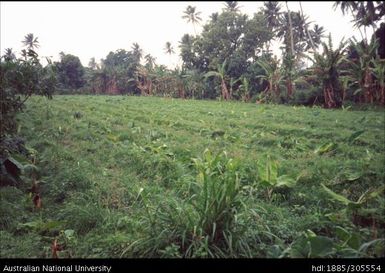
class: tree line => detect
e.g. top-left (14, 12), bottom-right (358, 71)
top-left (2, 1), bottom-right (385, 115)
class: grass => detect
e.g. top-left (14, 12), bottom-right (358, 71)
top-left (1, 95), bottom-right (384, 258)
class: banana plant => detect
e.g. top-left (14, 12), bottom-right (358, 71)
top-left (204, 60), bottom-right (230, 100)
top-left (256, 56), bottom-right (284, 100)
top-left (306, 34), bottom-right (347, 108)
top-left (371, 58), bottom-right (385, 105)
top-left (238, 77), bottom-right (251, 102)
top-left (346, 38), bottom-right (378, 103)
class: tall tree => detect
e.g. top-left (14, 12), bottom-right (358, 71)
top-left (131, 42), bottom-right (143, 63)
top-left (22, 33), bottom-right (39, 50)
top-left (144, 54), bottom-right (156, 70)
top-left (55, 52), bottom-right (85, 90)
top-left (164, 41), bottom-right (175, 67)
top-left (224, 1), bottom-right (241, 13)
top-left (164, 41), bottom-right (175, 55)
top-left (299, 2), bottom-right (316, 51)
top-left (285, 2), bottom-right (295, 56)
top-left (262, 1), bottom-right (282, 52)
top-left (262, 1), bottom-right (282, 30)
top-left (88, 57), bottom-right (98, 70)
top-left (334, 1), bottom-right (385, 41)
top-left (182, 5), bottom-right (202, 36)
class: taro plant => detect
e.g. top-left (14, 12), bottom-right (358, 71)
top-left (321, 183), bottom-right (385, 238)
top-left (282, 228), bottom-right (385, 258)
top-left (257, 155), bottom-right (297, 200)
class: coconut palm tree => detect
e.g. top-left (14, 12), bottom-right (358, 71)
top-left (144, 54), bottom-right (156, 70)
top-left (262, 1), bottom-right (282, 31)
top-left (285, 2), bottom-right (296, 56)
top-left (164, 41), bottom-right (175, 67)
top-left (164, 42), bottom-right (175, 55)
top-left (333, 2), bottom-right (385, 41)
top-left (182, 5), bottom-right (202, 36)
top-left (299, 2), bottom-right (316, 52)
top-left (309, 24), bottom-right (325, 46)
top-left (22, 33), bottom-right (39, 50)
top-left (224, 1), bottom-right (241, 13)
top-left (204, 60), bottom-right (230, 100)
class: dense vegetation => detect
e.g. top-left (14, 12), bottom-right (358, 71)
top-left (1, 96), bottom-right (384, 257)
top-left (3, 2), bottom-right (383, 107)
top-left (0, 1), bottom-right (384, 259)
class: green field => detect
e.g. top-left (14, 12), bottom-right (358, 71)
top-left (1, 95), bottom-right (384, 258)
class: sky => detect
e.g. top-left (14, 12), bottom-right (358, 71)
top-left (0, 1), bottom-right (370, 68)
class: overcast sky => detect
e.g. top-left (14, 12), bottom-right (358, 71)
top-left (1, 1), bottom-right (368, 68)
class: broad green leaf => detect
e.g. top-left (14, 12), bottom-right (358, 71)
top-left (348, 130), bottom-right (365, 143)
top-left (64, 229), bottom-right (75, 238)
top-left (276, 175), bottom-right (297, 188)
top-left (308, 236), bottom-right (335, 257)
top-left (357, 184), bottom-right (385, 204)
top-left (344, 170), bottom-right (361, 181)
top-left (3, 157), bottom-right (23, 177)
top-left (23, 164), bottom-right (39, 177)
top-left (321, 184), bottom-right (353, 206)
top-left (314, 143), bottom-right (337, 155)
top-left (257, 156), bottom-right (278, 185)
top-left (107, 134), bottom-right (119, 142)
top-left (335, 226), bottom-right (350, 242)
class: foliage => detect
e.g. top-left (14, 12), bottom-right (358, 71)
top-left (1, 34), bottom-right (55, 138)
top-left (307, 34), bottom-right (347, 108)
top-left (55, 52), bottom-right (85, 91)
top-left (2, 95), bottom-right (382, 258)
top-left (191, 149), bottom-right (242, 240)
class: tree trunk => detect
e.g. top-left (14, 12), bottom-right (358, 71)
top-left (286, 2), bottom-right (295, 56)
top-left (364, 68), bottom-right (373, 103)
top-left (299, 2), bottom-right (316, 52)
top-left (221, 79), bottom-right (229, 100)
top-left (286, 78), bottom-right (292, 98)
top-left (324, 85), bottom-right (336, 108)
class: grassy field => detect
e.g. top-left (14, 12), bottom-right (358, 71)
top-left (1, 95), bottom-right (384, 258)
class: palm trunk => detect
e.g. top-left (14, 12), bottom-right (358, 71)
top-left (299, 2), bottom-right (316, 52)
top-left (286, 2), bottom-right (295, 56)
top-left (348, 5), bottom-right (365, 42)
